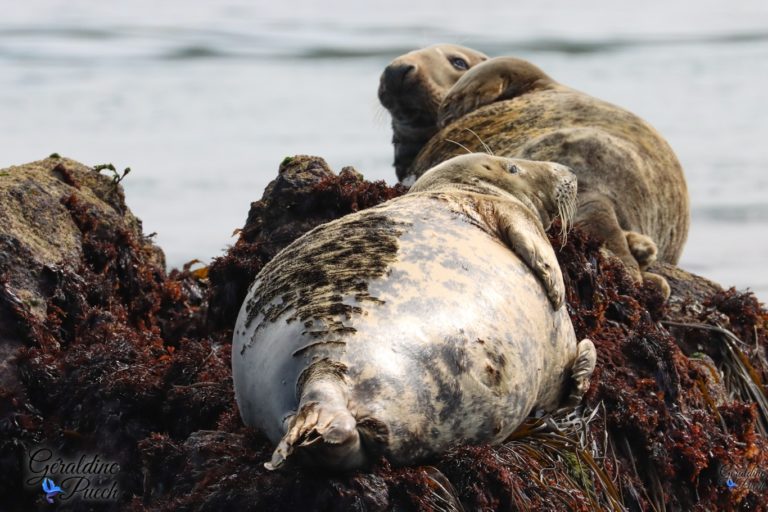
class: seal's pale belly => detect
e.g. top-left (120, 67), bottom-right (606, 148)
top-left (232, 194), bottom-right (579, 465)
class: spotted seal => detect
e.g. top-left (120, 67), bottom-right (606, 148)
top-left (379, 47), bottom-right (690, 296)
top-left (231, 153), bottom-right (596, 471)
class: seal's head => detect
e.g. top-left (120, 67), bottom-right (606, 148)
top-left (437, 56), bottom-right (554, 128)
top-left (410, 153), bottom-right (578, 236)
top-left (378, 44), bottom-right (488, 180)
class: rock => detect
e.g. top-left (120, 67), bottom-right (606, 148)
top-left (206, 155), bottom-right (406, 331)
top-left (0, 156), bottom-right (164, 342)
top-left (0, 156), bottom-right (220, 506)
top-left (2, 154), bottom-right (767, 511)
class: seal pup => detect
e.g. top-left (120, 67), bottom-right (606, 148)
top-left (380, 47), bottom-right (690, 296)
top-left (232, 153), bottom-right (596, 471)
top-left (378, 44), bottom-right (488, 183)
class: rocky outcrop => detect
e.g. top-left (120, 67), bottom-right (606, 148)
top-left (0, 156), bottom-right (212, 506)
top-left (1, 155), bottom-right (766, 511)
top-left (0, 156), bottom-right (165, 346)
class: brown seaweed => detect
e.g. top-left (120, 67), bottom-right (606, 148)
top-left (1, 155), bottom-right (767, 511)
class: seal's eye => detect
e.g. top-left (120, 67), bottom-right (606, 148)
top-left (449, 57), bottom-right (469, 71)
top-left (508, 164), bottom-right (520, 175)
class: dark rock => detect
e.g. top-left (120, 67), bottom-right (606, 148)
top-left (2, 155), bottom-right (767, 511)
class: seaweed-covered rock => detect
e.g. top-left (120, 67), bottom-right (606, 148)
top-left (206, 155), bottom-right (406, 332)
top-left (0, 157), bottom-right (162, 355)
top-left (174, 155), bottom-right (768, 511)
top-left (2, 154), bottom-right (767, 511)
top-left (552, 233), bottom-right (768, 511)
top-left (0, 157), bottom-right (219, 509)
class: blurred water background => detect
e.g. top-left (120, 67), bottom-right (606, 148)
top-left (1, 1), bottom-right (767, 301)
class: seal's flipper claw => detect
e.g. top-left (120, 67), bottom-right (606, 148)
top-left (624, 231), bottom-right (671, 299)
top-left (565, 338), bottom-right (596, 407)
top-left (537, 259), bottom-right (565, 310)
top-left (319, 412), bottom-right (357, 445)
top-left (265, 441), bottom-right (290, 471)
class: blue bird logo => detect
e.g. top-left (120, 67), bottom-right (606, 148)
top-left (42, 478), bottom-right (63, 504)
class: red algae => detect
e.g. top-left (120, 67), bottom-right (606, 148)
top-left (2, 155), bottom-right (768, 511)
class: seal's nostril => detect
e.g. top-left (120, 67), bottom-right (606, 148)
top-left (383, 64), bottom-right (415, 89)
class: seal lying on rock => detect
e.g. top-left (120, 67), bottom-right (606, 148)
top-left (379, 46), bottom-right (690, 297)
top-left (232, 153), bottom-right (596, 471)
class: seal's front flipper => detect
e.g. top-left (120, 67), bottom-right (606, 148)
top-left (498, 211), bottom-right (566, 310)
top-left (625, 231), bottom-right (657, 270)
top-left (565, 338), bottom-right (596, 407)
top-left (642, 271), bottom-right (671, 300)
top-left (624, 231), bottom-right (672, 299)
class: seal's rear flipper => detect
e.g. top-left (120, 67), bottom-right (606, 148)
top-left (266, 401), bottom-right (366, 471)
top-left (565, 338), bottom-right (597, 407)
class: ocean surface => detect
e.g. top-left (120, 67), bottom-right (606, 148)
top-left (1, 1), bottom-right (767, 301)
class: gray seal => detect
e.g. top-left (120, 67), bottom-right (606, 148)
top-left (232, 153), bottom-right (596, 470)
top-left (380, 47), bottom-right (691, 297)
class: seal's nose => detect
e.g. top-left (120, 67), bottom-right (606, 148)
top-left (382, 64), bottom-right (415, 90)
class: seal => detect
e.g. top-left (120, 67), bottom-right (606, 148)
top-left (232, 153), bottom-right (597, 471)
top-left (378, 44), bottom-right (488, 183)
top-left (380, 48), bottom-right (690, 295)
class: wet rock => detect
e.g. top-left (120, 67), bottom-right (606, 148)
top-left (0, 157), bottom-right (164, 351)
top-left (2, 154), bottom-right (767, 511)
top-left (0, 157), bottom-right (221, 508)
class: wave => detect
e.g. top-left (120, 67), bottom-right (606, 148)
top-left (481, 31), bottom-right (768, 55)
top-left (694, 203), bottom-right (768, 222)
top-left (2, 25), bottom-right (768, 62)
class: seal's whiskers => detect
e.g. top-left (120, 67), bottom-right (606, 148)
top-left (373, 104), bottom-right (391, 127)
top-left (464, 128), bottom-right (494, 155)
top-left (444, 139), bottom-right (473, 155)
top-left (557, 192), bottom-right (577, 247)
